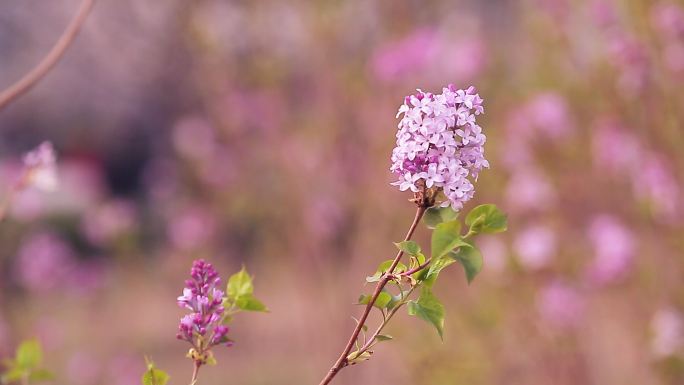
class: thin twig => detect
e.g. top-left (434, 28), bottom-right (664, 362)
top-left (318, 206), bottom-right (426, 385)
top-left (0, 0), bottom-right (95, 111)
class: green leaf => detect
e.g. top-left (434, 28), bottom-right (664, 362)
top-left (16, 339), bottom-right (42, 370)
top-left (421, 255), bottom-right (458, 287)
top-left (366, 260), bottom-right (407, 282)
top-left (394, 241), bottom-right (421, 256)
top-left (235, 294), bottom-right (269, 312)
top-left (1, 367), bottom-right (25, 383)
top-left (424, 206), bottom-right (459, 229)
top-left (450, 244), bottom-right (483, 284)
top-left (375, 334), bottom-right (393, 341)
top-left (465, 204), bottom-right (507, 234)
top-left (358, 291), bottom-right (393, 309)
top-left (431, 220), bottom-right (468, 259)
top-left (28, 369), bottom-right (54, 382)
top-left (346, 350), bottom-right (372, 364)
top-left (407, 287), bottom-right (445, 339)
top-left (142, 361), bottom-right (169, 385)
top-left (227, 267), bottom-right (254, 300)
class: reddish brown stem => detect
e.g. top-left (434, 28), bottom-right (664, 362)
top-left (0, 0), bottom-right (95, 111)
top-left (317, 206), bottom-right (426, 385)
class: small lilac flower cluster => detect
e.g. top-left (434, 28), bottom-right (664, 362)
top-left (176, 260), bottom-right (230, 349)
top-left (390, 85), bottom-right (488, 210)
top-left (22, 141), bottom-right (57, 191)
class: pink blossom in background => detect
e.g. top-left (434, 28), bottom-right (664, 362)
top-left (586, 215), bottom-right (635, 285)
top-left (525, 93), bottom-right (573, 139)
top-left (505, 167), bottom-right (557, 212)
top-left (651, 2), bottom-right (684, 40)
top-left (589, 0), bottom-right (618, 29)
top-left (14, 231), bottom-right (75, 292)
top-left (12, 160), bottom-right (106, 219)
top-left (370, 29), bottom-right (440, 82)
top-left (437, 38), bottom-right (487, 84)
top-left (67, 261), bottom-right (109, 295)
top-left (537, 281), bottom-right (585, 329)
top-left (651, 307), bottom-right (684, 357)
top-left (67, 351), bottom-right (102, 385)
top-left (591, 118), bottom-right (642, 175)
top-left (167, 206), bottom-right (217, 251)
top-left (635, 155), bottom-right (680, 219)
top-left (607, 33), bottom-right (650, 94)
top-left (370, 27), bottom-right (487, 84)
top-left (513, 225), bottom-right (557, 271)
top-left (477, 235), bottom-right (508, 275)
top-left (82, 200), bottom-right (137, 245)
top-left (305, 196), bottom-right (344, 239)
top-left (22, 141), bottom-right (58, 192)
top-left (107, 354), bottom-right (145, 385)
top-left (172, 116), bottom-right (218, 162)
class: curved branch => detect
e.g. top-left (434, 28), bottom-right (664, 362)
top-left (0, 0), bottom-right (95, 111)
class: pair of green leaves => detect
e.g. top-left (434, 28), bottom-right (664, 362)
top-left (426, 204), bottom-right (506, 284)
top-left (1, 340), bottom-right (53, 384)
top-left (225, 267), bottom-right (268, 313)
top-left (141, 359), bottom-right (169, 385)
top-left (407, 204), bottom-right (506, 339)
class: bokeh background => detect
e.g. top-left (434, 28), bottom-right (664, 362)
top-left (1, 0), bottom-right (683, 384)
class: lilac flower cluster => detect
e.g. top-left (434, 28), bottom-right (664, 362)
top-left (390, 85), bottom-right (488, 210)
top-left (22, 141), bottom-right (57, 191)
top-left (176, 260), bottom-right (230, 348)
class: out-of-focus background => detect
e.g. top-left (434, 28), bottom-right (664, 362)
top-left (1, 0), bottom-right (683, 384)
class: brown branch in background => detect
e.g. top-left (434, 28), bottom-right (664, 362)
top-left (0, 0), bottom-right (95, 111)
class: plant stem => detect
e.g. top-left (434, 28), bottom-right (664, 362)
top-left (0, 0), bottom-right (95, 111)
top-left (318, 206), bottom-right (426, 385)
top-left (189, 360), bottom-right (201, 385)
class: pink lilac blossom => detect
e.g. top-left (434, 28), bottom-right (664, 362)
top-left (513, 225), bottom-right (557, 271)
top-left (22, 141), bottom-right (58, 191)
top-left (81, 200), bottom-right (136, 245)
top-left (525, 93), bottom-right (573, 139)
top-left (651, 307), bottom-right (684, 357)
top-left (390, 84), bottom-right (488, 210)
top-left (537, 281), bottom-right (585, 329)
top-left (177, 260), bottom-right (231, 348)
top-left (591, 118), bottom-right (642, 175)
top-left (505, 167), bottom-right (557, 212)
top-left (14, 231), bottom-right (75, 292)
top-left (636, 155), bottom-right (680, 219)
top-left (586, 215), bottom-right (635, 284)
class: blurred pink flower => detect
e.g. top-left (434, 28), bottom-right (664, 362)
top-left (589, 0), bottom-right (618, 29)
top-left (651, 2), bottom-right (684, 40)
top-left (505, 167), bottom-right (556, 212)
top-left (370, 28), bottom-right (440, 82)
top-left (513, 225), bottom-right (557, 270)
top-left (537, 281), bottom-right (585, 329)
top-left (167, 206), bottom-right (217, 251)
top-left (586, 215), bottom-right (635, 285)
top-left (591, 118), bottom-right (642, 175)
top-left (14, 231), bottom-right (75, 291)
top-left (173, 116), bottom-right (217, 162)
top-left (22, 141), bottom-right (58, 192)
top-left (67, 351), bottom-right (102, 385)
top-left (608, 33), bottom-right (650, 94)
top-left (651, 307), bottom-right (684, 357)
top-left (635, 155), bottom-right (680, 219)
top-left (82, 199), bottom-right (137, 245)
top-left (525, 93), bottom-right (573, 139)
top-left (477, 235), bottom-right (508, 275)
top-left (107, 354), bottom-right (145, 385)
top-left (370, 27), bottom-right (487, 84)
